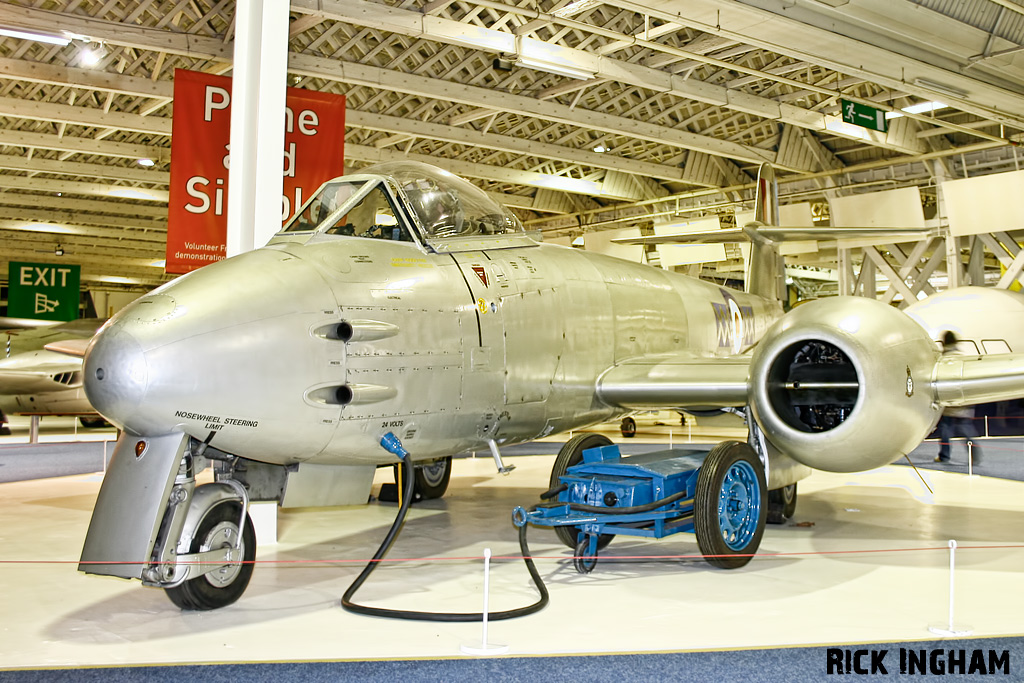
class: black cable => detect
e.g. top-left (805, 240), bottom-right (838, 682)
top-left (540, 483), bottom-right (567, 500)
top-left (341, 443), bottom-right (548, 621)
top-left (567, 489), bottom-right (690, 516)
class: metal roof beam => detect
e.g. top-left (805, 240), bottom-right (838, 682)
top-left (0, 129), bottom-right (168, 162)
top-left (0, 154), bottom-right (169, 184)
top-left (0, 219), bottom-right (166, 242)
top-left (0, 96), bottom-right (171, 136)
top-left (300, 0), bottom-right (933, 155)
top-left (0, 207), bottom-right (165, 232)
top-left (0, 192), bottom-right (167, 218)
top-left (0, 57), bottom-right (694, 189)
top-left (0, 174), bottom-right (168, 202)
top-left (0, 4), bottom-right (788, 170)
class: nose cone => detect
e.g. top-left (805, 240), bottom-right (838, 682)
top-left (81, 246), bottom-right (341, 446)
top-left (84, 319), bottom-right (148, 430)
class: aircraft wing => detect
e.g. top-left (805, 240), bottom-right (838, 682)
top-left (596, 352), bottom-right (750, 410)
top-left (612, 225), bottom-right (934, 246)
top-left (43, 338), bottom-right (91, 357)
top-left (0, 351), bottom-right (83, 394)
top-left (933, 352), bottom-right (1024, 407)
top-left (595, 347), bottom-right (1024, 412)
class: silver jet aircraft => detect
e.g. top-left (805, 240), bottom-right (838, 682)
top-left (78, 161), bottom-right (1024, 609)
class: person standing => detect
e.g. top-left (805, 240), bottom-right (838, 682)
top-left (934, 332), bottom-right (983, 464)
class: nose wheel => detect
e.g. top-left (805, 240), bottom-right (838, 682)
top-left (165, 501), bottom-right (256, 611)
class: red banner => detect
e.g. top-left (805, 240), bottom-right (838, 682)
top-left (166, 69), bottom-right (346, 274)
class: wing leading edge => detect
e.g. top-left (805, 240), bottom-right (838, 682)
top-left (596, 352), bottom-right (750, 410)
top-left (596, 348), bottom-right (1024, 412)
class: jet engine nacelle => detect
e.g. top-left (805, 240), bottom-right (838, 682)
top-left (749, 297), bottom-right (941, 473)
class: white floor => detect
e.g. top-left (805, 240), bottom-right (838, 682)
top-left (2, 433), bottom-right (1024, 669)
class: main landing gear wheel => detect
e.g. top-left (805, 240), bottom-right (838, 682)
top-left (414, 456), bottom-right (452, 500)
top-left (766, 483), bottom-right (798, 525)
top-left (694, 441), bottom-right (767, 570)
top-left (165, 501), bottom-right (256, 611)
top-left (550, 433), bottom-right (614, 551)
top-left (620, 417), bottom-right (637, 438)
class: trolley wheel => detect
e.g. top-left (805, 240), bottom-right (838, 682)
top-left (766, 483), bottom-right (797, 525)
top-left (620, 416), bottom-right (637, 438)
top-left (550, 434), bottom-right (614, 551)
top-left (694, 440), bottom-right (766, 569)
top-left (573, 535), bottom-right (598, 574)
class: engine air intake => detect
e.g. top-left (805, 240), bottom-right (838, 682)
top-left (767, 340), bottom-right (859, 433)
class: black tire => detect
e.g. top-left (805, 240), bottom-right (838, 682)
top-left (766, 483), bottom-right (798, 525)
top-left (414, 456), bottom-right (452, 499)
top-left (165, 501), bottom-right (255, 610)
top-left (79, 416), bottom-right (109, 429)
top-left (550, 433), bottom-right (614, 550)
top-left (620, 417), bottom-right (637, 438)
top-left (693, 441), bottom-right (767, 569)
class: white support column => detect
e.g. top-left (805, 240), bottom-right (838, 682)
top-left (945, 235), bottom-right (963, 290)
top-left (226, 0), bottom-right (289, 257)
top-left (966, 236), bottom-right (986, 285)
top-left (837, 248), bottom-right (854, 295)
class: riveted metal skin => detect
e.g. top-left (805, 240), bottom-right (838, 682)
top-left (84, 204), bottom-right (782, 469)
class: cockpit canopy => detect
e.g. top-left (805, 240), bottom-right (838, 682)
top-left (281, 161), bottom-right (524, 243)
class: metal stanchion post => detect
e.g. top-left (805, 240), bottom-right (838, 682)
top-left (928, 540), bottom-right (972, 637)
top-left (460, 548), bottom-right (509, 656)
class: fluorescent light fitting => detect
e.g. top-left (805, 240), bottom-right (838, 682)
top-left (108, 187), bottom-right (159, 200)
top-left (0, 27), bottom-right (70, 45)
top-left (824, 117), bottom-right (871, 141)
top-left (913, 78), bottom-right (967, 99)
top-left (551, 0), bottom-right (602, 18)
top-left (79, 41), bottom-right (107, 67)
top-left (518, 55), bottom-right (595, 80)
top-left (136, 158), bottom-right (155, 167)
top-left (593, 144), bottom-right (607, 153)
top-left (885, 101), bottom-right (947, 119)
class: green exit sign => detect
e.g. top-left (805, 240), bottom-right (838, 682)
top-left (8, 261), bottom-right (81, 322)
top-left (841, 99), bottom-right (888, 133)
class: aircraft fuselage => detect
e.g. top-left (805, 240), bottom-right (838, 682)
top-left (84, 235), bottom-right (780, 467)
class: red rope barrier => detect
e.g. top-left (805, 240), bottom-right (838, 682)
top-left (4, 543), bottom-right (1024, 567)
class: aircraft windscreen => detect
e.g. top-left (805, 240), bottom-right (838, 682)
top-left (283, 180), bottom-right (365, 233)
top-left (363, 161), bottom-right (524, 239)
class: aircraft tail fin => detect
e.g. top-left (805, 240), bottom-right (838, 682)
top-left (744, 163), bottom-right (786, 302)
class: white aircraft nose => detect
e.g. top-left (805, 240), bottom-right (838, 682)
top-left (84, 318), bottom-right (149, 430)
top-left (83, 247), bottom-right (342, 441)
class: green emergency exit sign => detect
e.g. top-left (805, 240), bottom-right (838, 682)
top-left (841, 99), bottom-right (888, 133)
top-left (7, 261), bottom-right (81, 322)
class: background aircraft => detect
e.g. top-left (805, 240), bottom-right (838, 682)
top-left (0, 319), bottom-right (106, 435)
top-left (76, 162), bottom-right (1024, 610)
